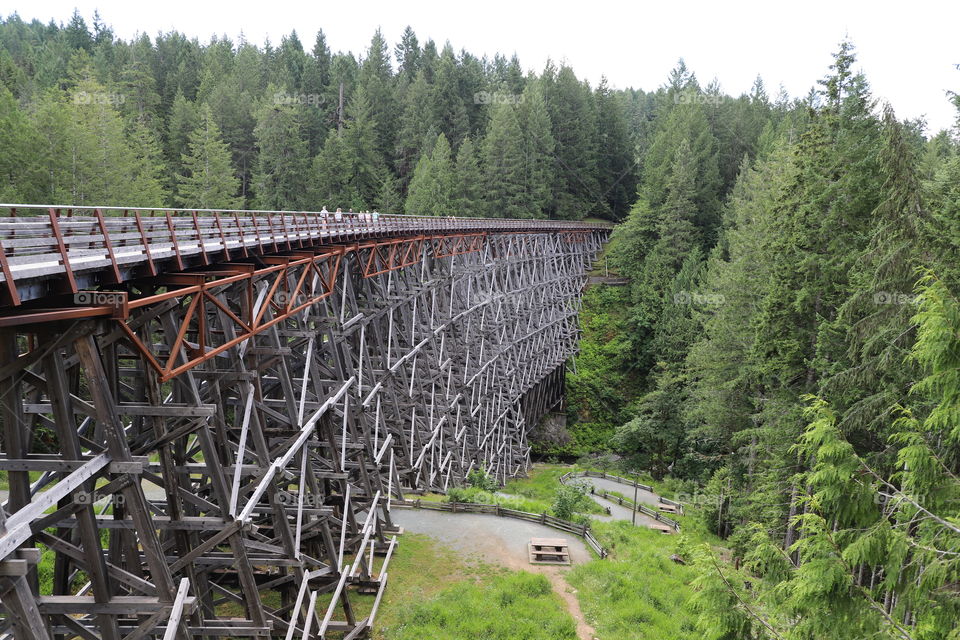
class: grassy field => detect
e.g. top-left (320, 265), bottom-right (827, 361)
top-left (567, 521), bottom-right (703, 639)
top-left (364, 533), bottom-right (577, 640)
top-left (211, 532), bottom-right (576, 639)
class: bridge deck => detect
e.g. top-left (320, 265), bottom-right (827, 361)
top-left (0, 204), bottom-right (609, 307)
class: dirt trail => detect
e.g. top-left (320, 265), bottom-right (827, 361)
top-left (540, 566), bottom-right (597, 640)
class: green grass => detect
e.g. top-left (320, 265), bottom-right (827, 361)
top-left (567, 520), bottom-right (705, 639)
top-left (444, 486), bottom-right (555, 514)
top-left (500, 463), bottom-right (604, 515)
top-left (384, 570), bottom-right (577, 640)
top-left (0, 469), bottom-right (44, 491)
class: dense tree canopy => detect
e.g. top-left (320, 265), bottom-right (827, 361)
top-left (562, 40), bottom-right (960, 639)
top-left (0, 12), bottom-right (643, 218)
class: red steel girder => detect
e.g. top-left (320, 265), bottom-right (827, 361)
top-left (118, 248), bottom-right (344, 381)
top-left (359, 233), bottom-right (486, 278)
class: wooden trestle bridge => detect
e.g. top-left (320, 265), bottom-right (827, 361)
top-left (0, 204), bottom-right (608, 639)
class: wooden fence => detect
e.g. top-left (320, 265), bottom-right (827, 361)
top-left (560, 471), bottom-right (683, 532)
top-left (393, 498), bottom-right (608, 559)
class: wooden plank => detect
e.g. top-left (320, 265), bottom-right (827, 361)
top-left (37, 595), bottom-right (197, 615)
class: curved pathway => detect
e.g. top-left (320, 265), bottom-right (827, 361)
top-left (577, 475), bottom-right (663, 508)
top-left (567, 476), bottom-right (665, 528)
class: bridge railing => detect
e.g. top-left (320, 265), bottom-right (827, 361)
top-left (0, 203), bottom-right (610, 228)
top-left (0, 203), bottom-right (611, 307)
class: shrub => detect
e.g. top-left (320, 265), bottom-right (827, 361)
top-left (466, 466), bottom-right (499, 491)
top-left (552, 482), bottom-right (592, 521)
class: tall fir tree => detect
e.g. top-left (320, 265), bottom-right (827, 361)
top-left (481, 102), bottom-right (526, 218)
top-left (517, 81), bottom-right (555, 219)
top-left (405, 133), bottom-right (455, 216)
top-left (252, 98), bottom-right (309, 209)
top-left (176, 105), bottom-right (241, 208)
top-left (454, 136), bottom-right (483, 217)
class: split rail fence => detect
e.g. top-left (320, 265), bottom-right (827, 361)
top-left (392, 498), bottom-right (608, 558)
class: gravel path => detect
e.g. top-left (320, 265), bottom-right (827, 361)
top-left (573, 475), bottom-right (663, 508)
top-left (389, 507), bottom-right (592, 566)
top-left (568, 476), bottom-right (667, 528)
top-left (585, 492), bottom-right (662, 527)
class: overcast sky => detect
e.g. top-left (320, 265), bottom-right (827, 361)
top-left (9, 0), bottom-right (959, 133)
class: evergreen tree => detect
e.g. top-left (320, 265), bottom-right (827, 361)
top-left (481, 102), bottom-right (526, 218)
top-left (376, 172), bottom-right (403, 213)
top-left (405, 133), bottom-right (455, 216)
top-left (31, 76), bottom-right (169, 206)
top-left (517, 81), bottom-right (555, 219)
top-left (454, 136), bottom-right (483, 217)
top-left (165, 91), bottom-right (198, 186)
top-left (541, 63), bottom-right (600, 219)
top-left (430, 44), bottom-right (469, 148)
top-left (396, 71), bottom-right (435, 186)
top-left (341, 85), bottom-right (385, 207)
top-left (310, 86), bottom-right (384, 210)
top-left (394, 26), bottom-right (420, 81)
top-left (595, 77), bottom-right (638, 220)
top-left (357, 29), bottom-right (397, 159)
top-left (310, 131), bottom-right (352, 208)
top-left (277, 30), bottom-right (307, 92)
top-left (252, 99), bottom-right (309, 209)
top-left (0, 86), bottom-right (43, 202)
top-left (641, 101), bottom-right (722, 245)
top-left (176, 105), bottom-right (241, 208)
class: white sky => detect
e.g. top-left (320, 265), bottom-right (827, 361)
top-left (8, 0), bottom-right (960, 133)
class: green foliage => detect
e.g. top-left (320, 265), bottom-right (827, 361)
top-left (568, 520), bottom-right (704, 639)
top-left (567, 40), bottom-right (960, 639)
top-left (175, 105), bottom-right (241, 208)
top-left (0, 15), bottom-right (642, 216)
top-left (0, 85), bottom-right (43, 202)
top-left (557, 284), bottom-right (639, 457)
top-left (444, 486), bottom-right (551, 515)
top-left (253, 99), bottom-right (309, 209)
top-left (551, 482), bottom-right (592, 521)
top-left (454, 136), bottom-right (483, 216)
top-left (481, 102), bottom-right (527, 218)
top-left (389, 571), bottom-right (577, 640)
top-left (465, 465), bottom-right (499, 491)
top-left (499, 464), bottom-right (605, 515)
top-left (404, 133), bottom-right (455, 216)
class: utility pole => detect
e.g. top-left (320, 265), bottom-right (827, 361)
top-left (632, 473), bottom-right (638, 526)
